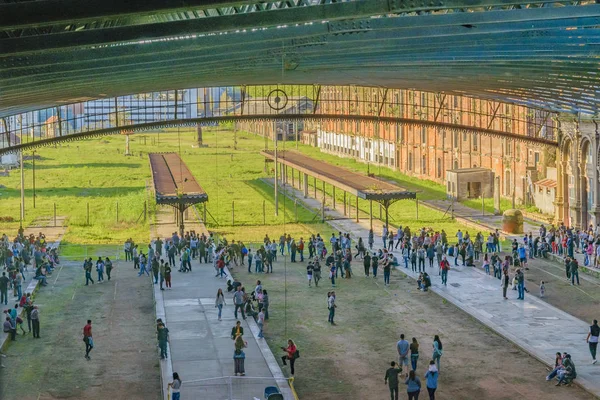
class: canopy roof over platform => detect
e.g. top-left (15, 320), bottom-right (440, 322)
top-left (2, 1), bottom-right (600, 116)
top-left (148, 152), bottom-right (207, 205)
top-left (261, 150), bottom-right (416, 202)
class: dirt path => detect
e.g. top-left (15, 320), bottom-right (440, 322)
top-left (231, 257), bottom-right (595, 400)
top-left (0, 261), bottom-right (160, 400)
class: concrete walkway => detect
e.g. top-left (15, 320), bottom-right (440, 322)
top-left (154, 255), bottom-right (292, 399)
top-left (273, 179), bottom-right (600, 397)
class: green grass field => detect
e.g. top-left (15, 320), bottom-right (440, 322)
top-left (0, 127), bottom-right (485, 245)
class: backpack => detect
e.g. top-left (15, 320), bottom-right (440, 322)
top-left (294, 349), bottom-right (300, 359)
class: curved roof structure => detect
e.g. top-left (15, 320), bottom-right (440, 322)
top-left (1, 1), bottom-right (600, 117)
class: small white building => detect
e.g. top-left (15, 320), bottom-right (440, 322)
top-left (0, 153), bottom-right (18, 169)
top-left (533, 167), bottom-right (557, 215)
top-left (446, 168), bottom-right (495, 201)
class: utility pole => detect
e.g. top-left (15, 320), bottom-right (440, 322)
top-left (32, 150), bottom-right (36, 208)
top-left (20, 151), bottom-right (25, 227)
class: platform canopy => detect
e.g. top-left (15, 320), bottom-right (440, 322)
top-left (149, 152), bottom-right (207, 205)
top-left (261, 150), bottom-right (416, 202)
top-left (2, 1), bottom-right (600, 117)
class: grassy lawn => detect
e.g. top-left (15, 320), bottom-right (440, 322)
top-left (1, 127), bottom-right (510, 245)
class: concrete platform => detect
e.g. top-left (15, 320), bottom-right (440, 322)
top-left (155, 256), bottom-right (292, 400)
top-left (272, 178), bottom-right (600, 397)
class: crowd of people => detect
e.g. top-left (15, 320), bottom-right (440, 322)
top-left (385, 333), bottom-right (442, 400)
top-left (1, 231), bottom-right (48, 343)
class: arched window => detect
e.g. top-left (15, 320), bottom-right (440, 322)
top-left (408, 153), bottom-right (413, 171)
top-left (422, 155), bottom-right (427, 174)
top-left (453, 159), bottom-right (459, 170)
top-left (437, 158), bottom-right (442, 178)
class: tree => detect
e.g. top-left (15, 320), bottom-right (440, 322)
top-left (109, 107), bottom-right (133, 155)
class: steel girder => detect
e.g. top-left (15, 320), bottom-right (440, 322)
top-left (1, 2), bottom-right (600, 116)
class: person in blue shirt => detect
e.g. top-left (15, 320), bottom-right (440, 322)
top-left (425, 360), bottom-right (439, 399)
top-left (396, 334), bottom-right (410, 373)
top-left (405, 370), bottom-right (421, 400)
top-left (517, 244), bottom-right (528, 269)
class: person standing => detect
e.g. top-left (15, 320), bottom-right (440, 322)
top-left (159, 261), bottom-right (166, 290)
top-left (385, 361), bottom-right (402, 400)
top-left (83, 319), bottom-right (93, 360)
top-left (327, 291), bottom-right (336, 325)
top-left (31, 305), bottom-right (40, 338)
top-left (215, 289), bottom-right (225, 321)
top-left (516, 268), bottom-right (525, 300)
top-left (424, 360), bottom-right (439, 400)
top-left (257, 309), bottom-right (265, 339)
top-left (405, 370), bottom-right (421, 400)
top-left (502, 270), bottom-right (510, 300)
top-left (233, 287), bottom-right (246, 320)
top-left (164, 263), bottom-right (172, 289)
top-left (368, 229), bottom-right (374, 250)
top-left (432, 335), bottom-right (443, 371)
top-left (157, 322), bottom-right (169, 359)
top-left (262, 289), bottom-right (270, 320)
top-left (152, 258), bottom-right (160, 283)
top-left (586, 319), bottom-right (599, 364)
top-left (410, 337), bottom-right (419, 371)
top-left (397, 334), bottom-right (410, 375)
top-left (168, 372), bottom-right (182, 400)
top-left (247, 249), bottom-right (253, 273)
top-left (96, 257), bottom-right (104, 283)
top-left (0, 272), bottom-right (9, 305)
top-left (383, 256), bottom-right (392, 286)
top-left (105, 257), bottom-right (113, 281)
top-left (570, 258), bottom-right (580, 286)
top-left (234, 338), bottom-right (247, 376)
top-left (440, 256), bottom-right (450, 286)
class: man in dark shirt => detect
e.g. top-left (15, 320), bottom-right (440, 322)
top-left (363, 253), bottom-right (371, 277)
top-left (0, 272), bottom-right (9, 305)
top-left (384, 361), bottom-right (402, 400)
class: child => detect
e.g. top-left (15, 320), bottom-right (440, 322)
top-left (540, 280), bottom-right (546, 298)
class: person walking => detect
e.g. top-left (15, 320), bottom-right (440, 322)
top-left (281, 339), bottom-right (298, 376)
top-left (152, 258), bottom-right (160, 283)
top-left (397, 334), bottom-right (410, 375)
top-left (405, 370), bottom-right (422, 400)
top-left (31, 305), bottom-right (40, 338)
top-left (385, 361), bottom-right (402, 400)
top-left (138, 253), bottom-right (149, 276)
top-left (440, 256), bottom-right (450, 286)
top-left (168, 373), bottom-right (182, 400)
top-left (83, 319), bottom-right (93, 360)
top-left (363, 252), bottom-right (371, 277)
top-left (368, 229), bottom-right (374, 250)
top-left (233, 286), bottom-right (246, 320)
top-left (410, 337), bottom-right (420, 371)
top-left (84, 258), bottom-right (94, 285)
top-left (383, 255), bottom-right (392, 286)
top-left (586, 319), bottom-right (599, 364)
top-left (215, 288), bottom-right (226, 321)
top-left (432, 335), bottom-right (443, 371)
top-left (105, 257), bottom-right (113, 281)
top-left (327, 291), bottom-right (336, 325)
top-left (424, 360), bottom-right (439, 400)
top-left (164, 263), bottom-right (172, 289)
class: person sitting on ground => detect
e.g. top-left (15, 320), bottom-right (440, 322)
top-left (34, 265), bottom-right (48, 286)
top-left (421, 272), bottom-right (431, 292)
top-left (546, 352), bottom-right (565, 381)
top-left (556, 354), bottom-right (576, 386)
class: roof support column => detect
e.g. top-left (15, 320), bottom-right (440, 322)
top-left (356, 195), bottom-right (359, 223)
top-left (303, 173), bottom-right (308, 199)
top-left (332, 186), bottom-right (336, 210)
top-left (343, 191), bottom-right (347, 216)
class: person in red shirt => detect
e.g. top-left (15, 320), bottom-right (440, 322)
top-left (281, 339), bottom-right (298, 376)
top-left (440, 256), bottom-right (450, 286)
top-left (83, 320), bottom-right (93, 360)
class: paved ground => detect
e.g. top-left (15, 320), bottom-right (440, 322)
top-left (155, 258), bottom-right (292, 399)
top-left (274, 179), bottom-right (600, 397)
